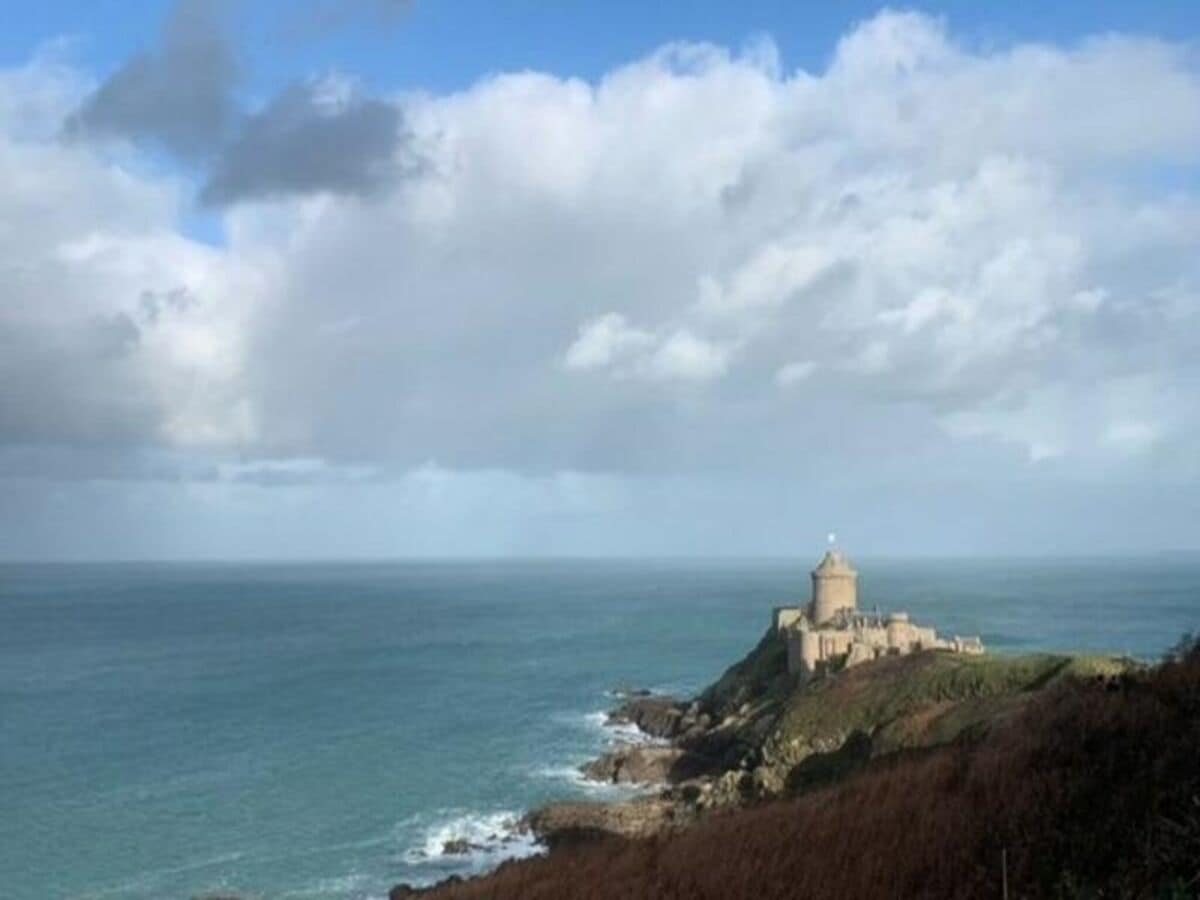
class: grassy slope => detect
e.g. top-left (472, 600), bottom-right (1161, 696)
top-left (700, 628), bottom-right (1131, 775)
top-left (777, 652), bottom-right (1123, 737)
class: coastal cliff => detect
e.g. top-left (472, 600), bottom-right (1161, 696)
top-left (525, 629), bottom-right (1127, 846)
top-left (393, 631), bottom-right (1200, 899)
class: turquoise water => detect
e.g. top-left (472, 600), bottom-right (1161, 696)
top-left (1, 558), bottom-right (1197, 900)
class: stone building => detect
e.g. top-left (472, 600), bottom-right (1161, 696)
top-left (773, 549), bottom-right (983, 676)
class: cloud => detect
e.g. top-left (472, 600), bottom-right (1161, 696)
top-left (644, 331), bottom-right (733, 381)
top-left (563, 314), bottom-right (732, 381)
top-left (217, 456), bottom-right (379, 485)
top-left (563, 313), bottom-right (654, 370)
top-left (775, 360), bottom-right (816, 386)
top-left (66, 1), bottom-right (411, 204)
top-left (202, 76), bottom-right (408, 205)
top-left (4, 10), bottom-right (1200, 503)
top-left (0, 55), bottom-right (259, 459)
top-left (1103, 420), bottom-right (1162, 455)
top-left (65, 0), bottom-right (237, 159)
top-left (698, 244), bottom-right (836, 314)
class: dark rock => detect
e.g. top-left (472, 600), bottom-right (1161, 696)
top-left (389, 876), bottom-right (463, 899)
top-left (441, 838), bottom-right (482, 855)
top-left (524, 798), bottom-right (691, 848)
top-left (607, 696), bottom-right (685, 739)
top-left (612, 685), bottom-right (652, 698)
top-left (581, 751), bottom-right (621, 782)
top-left (582, 746), bottom-right (717, 785)
top-left (677, 722), bottom-right (740, 759)
top-left (785, 729), bottom-right (873, 794)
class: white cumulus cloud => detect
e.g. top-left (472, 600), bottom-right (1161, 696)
top-left (2, 9), bottom-right (1199, 507)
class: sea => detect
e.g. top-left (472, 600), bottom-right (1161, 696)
top-left (2, 557), bottom-right (1197, 900)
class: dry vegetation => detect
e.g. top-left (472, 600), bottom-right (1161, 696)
top-left (412, 638), bottom-right (1200, 899)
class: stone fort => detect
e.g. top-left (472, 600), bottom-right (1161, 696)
top-left (774, 548), bottom-right (983, 676)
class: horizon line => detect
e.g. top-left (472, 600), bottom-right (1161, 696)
top-left (3, 550), bottom-right (1199, 566)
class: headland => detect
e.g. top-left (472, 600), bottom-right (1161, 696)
top-left (387, 548), bottom-right (1199, 899)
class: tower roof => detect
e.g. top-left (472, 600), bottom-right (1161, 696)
top-left (813, 549), bottom-right (856, 576)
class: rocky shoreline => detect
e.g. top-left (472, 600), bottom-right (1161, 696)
top-left (384, 691), bottom-right (742, 898)
top-left (524, 691), bottom-right (763, 848)
top-left (396, 638), bottom-right (1199, 899)
top-left (386, 628), bottom-right (1133, 898)
top-left (383, 630), bottom-right (792, 897)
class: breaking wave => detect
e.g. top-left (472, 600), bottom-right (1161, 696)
top-left (400, 810), bottom-right (541, 884)
top-left (583, 710), bottom-right (669, 747)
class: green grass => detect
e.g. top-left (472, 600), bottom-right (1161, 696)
top-left (758, 650), bottom-right (1133, 770)
top-left (699, 628), bottom-right (1134, 776)
top-left (777, 653), bottom-right (1076, 740)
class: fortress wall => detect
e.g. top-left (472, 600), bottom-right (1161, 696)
top-left (846, 642), bottom-right (875, 666)
top-left (914, 626), bottom-right (938, 648)
top-left (858, 626), bottom-right (888, 645)
top-left (822, 632), bottom-right (854, 659)
top-left (886, 619), bottom-right (910, 651)
top-left (788, 631), bottom-right (823, 673)
top-left (774, 607), bottom-right (804, 632)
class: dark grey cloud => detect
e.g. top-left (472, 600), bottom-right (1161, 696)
top-left (0, 444), bottom-right (219, 483)
top-left (201, 82), bottom-right (405, 205)
top-left (65, 0), bottom-right (411, 202)
top-left (0, 313), bottom-right (156, 447)
top-left (66, 0), bottom-right (237, 160)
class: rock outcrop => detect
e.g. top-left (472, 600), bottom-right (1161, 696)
top-left (581, 745), bottom-right (714, 784)
top-left (605, 695), bottom-right (686, 739)
top-left (524, 797), bottom-right (692, 847)
top-left (389, 878), bottom-right (461, 898)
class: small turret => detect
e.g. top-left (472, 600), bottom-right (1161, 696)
top-left (809, 550), bottom-right (858, 625)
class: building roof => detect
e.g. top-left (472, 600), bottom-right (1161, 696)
top-left (813, 549), bottom-right (857, 576)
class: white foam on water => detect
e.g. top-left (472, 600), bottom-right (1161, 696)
top-left (535, 761), bottom-right (595, 785)
top-left (401, 809), bottom-right (542, 879)
top-left (527, 707), bottom-right (674, 796)
top-left (532, 762), bottom-right (647, 798)
top-left (580, 708), bottom-right (670, 748)
top-left (604, 718), bottom-right (669, 747)
top-left (583, 710), bottom-right (609, 728)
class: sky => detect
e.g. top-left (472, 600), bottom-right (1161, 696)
top-left (0, 1), bottom-right (1198, 560)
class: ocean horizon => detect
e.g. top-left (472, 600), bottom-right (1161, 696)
top-left (3, 557), bottom-right (1197, 900)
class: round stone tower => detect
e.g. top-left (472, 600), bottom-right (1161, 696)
top-left (809, 550), bottom-right (858, 624)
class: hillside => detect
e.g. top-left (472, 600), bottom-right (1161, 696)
top-left (531, 629), bottom-right (1131, 827)
top-left (400, 638), bottom-right (1199, 899)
